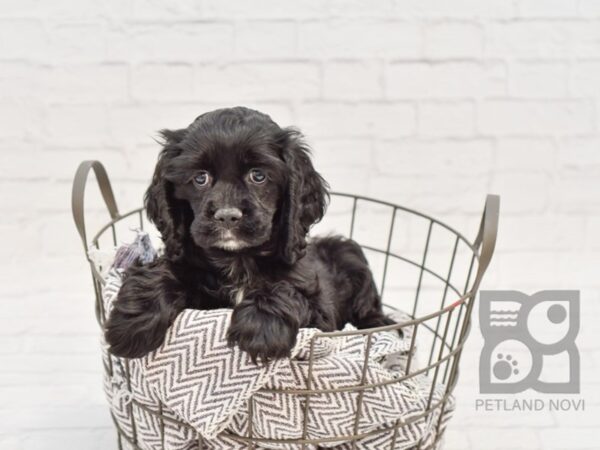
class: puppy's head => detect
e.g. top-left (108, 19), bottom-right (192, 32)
top-left (145, 107), bottom-right (328, 264)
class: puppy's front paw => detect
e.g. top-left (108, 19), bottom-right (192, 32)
top-left (105, 311), bottom-right (170, 359)
top-left (104, 268), bottom-right (182, 359)
top-left (227, 300), bottom-right (298, 364)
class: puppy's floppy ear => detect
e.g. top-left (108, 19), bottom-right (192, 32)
top-left (145, 128), bottom-right (189, 261)
top-left (278, 128), bottom-right (329, 265)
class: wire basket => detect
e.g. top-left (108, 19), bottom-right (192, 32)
top-left (72, 161), bottom-right (499, 450)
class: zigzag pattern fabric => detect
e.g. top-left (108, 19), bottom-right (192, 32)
top-left (100, 268), bottom-right (454, 450)
top-left (90, 234), bottom-right (454, 450)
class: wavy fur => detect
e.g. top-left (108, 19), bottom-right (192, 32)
top-left (105, 107), bottom-right (394, 361)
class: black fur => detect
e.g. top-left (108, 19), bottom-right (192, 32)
top-left (105, 107), bottom-right (395, 362)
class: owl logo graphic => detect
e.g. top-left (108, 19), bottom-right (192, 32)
top-left (479, 290), bottom-right (580, 394)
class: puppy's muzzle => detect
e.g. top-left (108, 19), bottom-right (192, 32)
top-left (214, 208), bottom-right (243, 228)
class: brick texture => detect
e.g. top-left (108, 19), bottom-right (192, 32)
top-left (1, 1), bottom-right (599, 449)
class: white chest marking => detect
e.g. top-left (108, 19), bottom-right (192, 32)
top-left (234, 288), bottom-right (245, 305)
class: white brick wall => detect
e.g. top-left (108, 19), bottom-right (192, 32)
top-left (1, 1), bottom-right (599, 449)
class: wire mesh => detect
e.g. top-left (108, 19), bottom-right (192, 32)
top-left (73, 161), bottom-right (498, 450)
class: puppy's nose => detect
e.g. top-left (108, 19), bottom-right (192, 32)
top-left (214, 207), bottom-right (243, 225)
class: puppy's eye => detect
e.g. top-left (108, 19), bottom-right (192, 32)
top-left (193, 171), bottom-right (210, 186)
top-left (249, 168), bottom-right (266, 184)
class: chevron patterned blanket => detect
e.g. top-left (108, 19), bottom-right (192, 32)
top-left (93, 235), bottom-right (454, 449)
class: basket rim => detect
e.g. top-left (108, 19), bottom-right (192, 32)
top-left (90, 192), bottom-right (479, 256)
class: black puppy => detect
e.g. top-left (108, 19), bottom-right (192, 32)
top-left (105, 107), bottom-right (395, 362)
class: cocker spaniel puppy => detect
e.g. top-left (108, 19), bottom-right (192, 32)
top-left (105, 106), bottom-right (395, 362)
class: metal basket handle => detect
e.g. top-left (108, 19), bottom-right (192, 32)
top-left (72, 160), bottom-right (120, 253)
top-left (444, 194), bottom-right (500, 397)
top-left (471, 194), bottom-right (500, 290)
